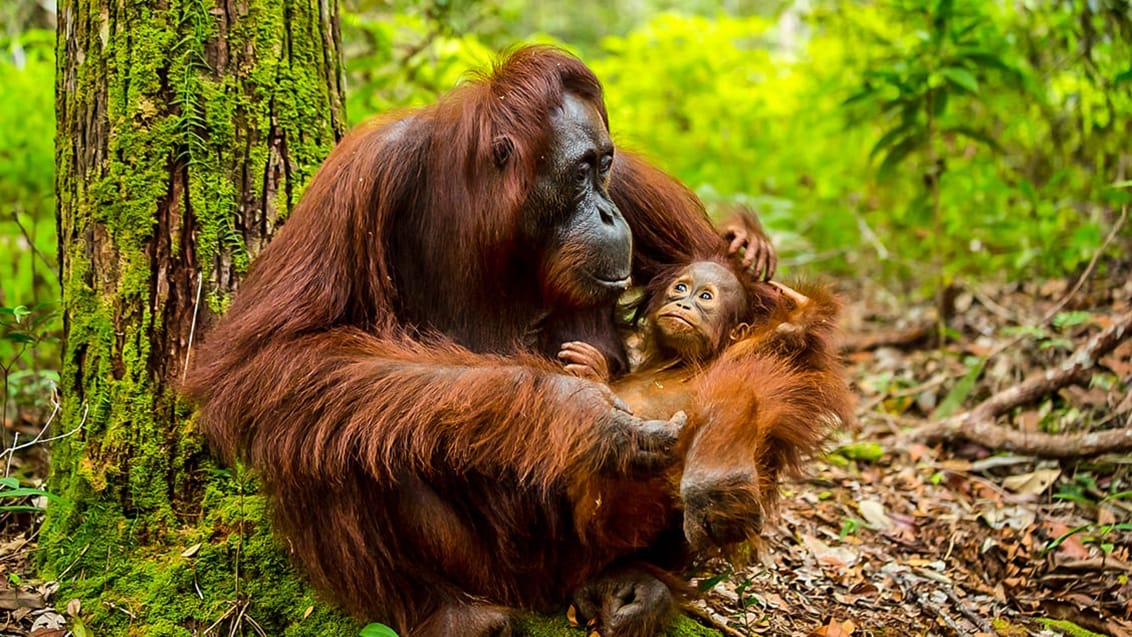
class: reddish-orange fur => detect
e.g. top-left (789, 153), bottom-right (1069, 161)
top-left (185, 45), bottom-right (844, 636)
top-left (571, 279), bottom-right (852, 553)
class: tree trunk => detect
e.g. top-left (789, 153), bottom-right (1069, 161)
top-left (45, 0), bottom-right (350, 633)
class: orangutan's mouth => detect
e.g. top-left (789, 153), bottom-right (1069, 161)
top-left (658, 313), bottom-right (693, 328)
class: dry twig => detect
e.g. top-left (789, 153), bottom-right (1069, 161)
top-left (908, 311), bottom-right (1132, 457)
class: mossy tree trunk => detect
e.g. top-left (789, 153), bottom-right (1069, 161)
top-left (45, 0), bottom-right (352, 634)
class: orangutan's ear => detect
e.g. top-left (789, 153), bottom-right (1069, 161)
top-left (729, 322), bottom-right (751, 341)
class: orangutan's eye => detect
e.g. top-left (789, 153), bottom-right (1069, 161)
top-left (575, 163), bottom-right (589, 186)
top-left (599, 153), bottom-right (613, 177)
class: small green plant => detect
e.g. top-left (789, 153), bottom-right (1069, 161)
top-left (360, 623), bottom-right (399, 637)
top-left (733, 573), bottom-right (766, 633)
top-left (0, 476), bottom-right (63, 513)
top-left (1036, 618), bottom-right (1106, 637)
top-left (695, 565), bottom-right (733, 593)
top-left (0, 303), bottom-right (58, 434)
top-left (1041, 521), bottom-right (1132, 558)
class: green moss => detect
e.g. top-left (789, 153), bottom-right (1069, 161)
top-left (1037, 618), bottom-right (1107, 637)
top-left (43, 467), bottom-right (360, 636)
top-left (517, 613), bottom-right (721, 637)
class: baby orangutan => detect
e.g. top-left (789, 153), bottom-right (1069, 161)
top-left (558, 261), bottom-right (850, 635)
top-left (559, 260), bottom-right (761, 419)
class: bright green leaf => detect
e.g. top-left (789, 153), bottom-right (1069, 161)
top-left (934, 358), bottom-right (986, 419)
top-left (834, 442), bottom-right (885, 463)
top-left (870, 123), bottom-right (916, 160)
top-left (1052, 311), bottom-right (1091, 330)
top-left (360, 624), bottom-right (399, 637)
top-left (939, 66), bottom-right (978, 93)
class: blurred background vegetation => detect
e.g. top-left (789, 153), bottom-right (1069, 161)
top-left (2, 0), bottom-right (1130, 421)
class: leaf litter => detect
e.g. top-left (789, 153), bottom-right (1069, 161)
top-left (690, 268), bottom-right (1132, 636)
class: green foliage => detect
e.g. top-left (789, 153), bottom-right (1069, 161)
top-left (341, 6), bottom-right (498, 123)
top-left (42, 467), bottom-right (364, 636)
top-left (0, 29), bottom-right (56, 309)
top-left (830, 441), bottom-right (885, 464)
top-left (360, 624), bottom-right (399, 637)
top-left (933, 355), bottom-right (985, 418)
top-left (1, 302), bottom-right (57, 429)
top-left (1036, 618), bottom-right (1107, 637)
top-left (591, 13), bottom-right (852, 266)
top-left (0, 475), bottom-right (65, 513)
top-left (0, 30), bottom-right (59, 400)
top-left (579, 3), bottom-right (1128, 289)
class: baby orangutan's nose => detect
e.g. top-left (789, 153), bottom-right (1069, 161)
top-left (680, 471), bottom-right (764, 551)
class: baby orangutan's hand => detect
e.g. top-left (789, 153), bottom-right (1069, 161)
top-left (558, 341), bottom-right (611, 383)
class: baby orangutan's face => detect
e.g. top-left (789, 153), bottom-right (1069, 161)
top-left (654, 262), bottom-right (745, 362)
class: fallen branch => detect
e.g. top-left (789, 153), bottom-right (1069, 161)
top-left (841, 325), bottom-right (932, 353)
top-left (908, 310), bottom-right (1132, 457)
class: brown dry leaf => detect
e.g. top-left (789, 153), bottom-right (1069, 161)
top-left (1115, 391), bottom-right (1132, 415)
top-left (808, 618), bottom-right (857, 636)
top-left (858, 499), bottom-right (893, 530)
top-left (1059, 385), bottom-right (1110, 409)
top-left (1101, 353), bottom-right (1132, 377)
top-left (0, 589), bottom-right (45, 611)
top-left (907, 443), bottom-right (932, 462)
top-left (1040, 279), bottom-right (1067, 298)
top-left (1002, 468), bottom-right (1060, 495)
top-left (937, 458), bottom-right (972, 472)
top-left (0, 536), bottom-right (29, 556)
top-left (801, 533), bottom-right (859, 568)
top-left (1016, 409), bottom-right (1042, 431)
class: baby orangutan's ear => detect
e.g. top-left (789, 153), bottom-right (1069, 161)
top-left (729, 322), bottom-right (751, 341)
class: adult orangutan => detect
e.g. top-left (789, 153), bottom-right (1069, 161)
top-left (185, 46), bottom-right (817, 637)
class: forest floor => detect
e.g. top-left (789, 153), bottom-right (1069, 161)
top-left (0, 269), bottom-right (1130, 637)
top-left (692, 267), bottom-right (1132, 637)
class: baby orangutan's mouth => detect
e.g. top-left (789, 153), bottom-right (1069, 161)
top-left (658, 313), bottom-right (695, 330)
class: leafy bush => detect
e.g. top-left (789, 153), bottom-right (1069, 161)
top-left (0, 30), bottom-right (59, 417)
top-left (0, 29), bottom-right (56, 309)
top-left (589, 4), bottom-right (1129, 290)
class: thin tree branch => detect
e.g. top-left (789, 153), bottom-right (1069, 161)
top-left (909, 310), bottom-right (1132, 457)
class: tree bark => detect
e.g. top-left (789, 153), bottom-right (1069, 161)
top-left (46, 0), bottom-right (346, 633)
